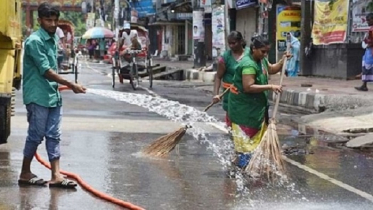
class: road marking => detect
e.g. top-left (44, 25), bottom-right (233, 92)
top-left (283, 156), bottom-right (373, 202)
top-left (85, 61), bottom-right (156, 95)
top-left (84, 60), bottom-right (103, 75)
top-left (139, 86), bottom-right (160, 97)
top-left (141, 87), bottom-right (373, 203)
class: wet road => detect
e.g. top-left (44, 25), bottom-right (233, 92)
top-left (1, 61), bottom-right (373, 209)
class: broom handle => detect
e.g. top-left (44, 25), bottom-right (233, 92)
top-left (204, 87), bottom-right (231, 112)
top-left (271, 43), bottom-right (290, 120)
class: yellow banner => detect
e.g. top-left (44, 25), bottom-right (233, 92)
top-left (276, 5), bottom-right (301, 52)
top-left (312, 0), bottom-right (349, 45)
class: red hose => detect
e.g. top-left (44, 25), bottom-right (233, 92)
top-left (34, 154), bottom-right (145, 210)
top-left (33, 86), bottom-right (145, 210)
top-left (58, 85), bottom-right (70, 91)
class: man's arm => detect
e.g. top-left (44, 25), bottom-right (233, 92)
top-left (27, 39), bottom-right (85, 93)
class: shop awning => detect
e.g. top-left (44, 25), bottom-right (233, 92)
top-left (235, 0), bottom-right (258, 10)
top-left (149, 21), bottom-right (185, 26)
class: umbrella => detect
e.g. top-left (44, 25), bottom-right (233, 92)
top-left (82, 27), bottom-right (114, 39)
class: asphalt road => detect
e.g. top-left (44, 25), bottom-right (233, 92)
top-left (1, 60), bottom-right (373, 210)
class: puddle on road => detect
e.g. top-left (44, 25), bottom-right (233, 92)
top-left (87, 88), bottom-right (373, 209)
top-left (88, 89), bottom-right (304, 196)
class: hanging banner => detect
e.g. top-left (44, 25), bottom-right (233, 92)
top-left (276, 5), bottom-right (301, 52)
top-left (201, 0), bottom-right (212, 13)
top-left (193, 11), bottom-right (204, 40)
top-left (130, 0), bottom-right (156, 17)
top-left (351, 0), bottom-right (373, 32)
top-left (312, 0), bottom-right (350, 45)
top-left (86, 13), bottom-right (95, 30)
top-left (212, 6), bottom-right (226, 57)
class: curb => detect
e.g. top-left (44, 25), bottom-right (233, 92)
top-left (184, 69), bottom-right (216, 82)
top-left (268, 89), bottom-right (373, 112)
top-left (268, 89), bottom-right (326, 112)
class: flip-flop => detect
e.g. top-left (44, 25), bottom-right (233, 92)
top-left (49, 179), bottom-right (77, 189)
top-left (18, 177), bottom-right (47, 186)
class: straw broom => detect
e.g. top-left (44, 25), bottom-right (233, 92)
top-left (245, 47), bottom-right (290, 180)
top-left (142, 87), bottom-right (231, 157)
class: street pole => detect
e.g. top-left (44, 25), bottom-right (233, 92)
top-left (300, 0), bottom-right (312, 76)
top-left (114, 0), bottom-right (120, 69)
top-left (224, 0), bottom-right (230, 50)
top-left (193, 0), bottom-right (206, 68)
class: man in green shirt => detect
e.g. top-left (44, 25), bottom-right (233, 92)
top-left (19, 2), bottom-right (86, 188)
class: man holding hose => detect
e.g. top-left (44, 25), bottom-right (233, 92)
top-left (19, 2), bottom-right (86, 188)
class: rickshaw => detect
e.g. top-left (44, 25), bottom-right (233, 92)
top-left (109, 23), bottom-right (153, 90)
top-left (57, 19), bottom-right (79, 84)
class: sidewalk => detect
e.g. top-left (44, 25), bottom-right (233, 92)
top-left (153, 58), bottom-right (373, 112)
top-left (153, 58), bottom-right (214, 70)
top-left (267, 74), bottom-right (373, 112)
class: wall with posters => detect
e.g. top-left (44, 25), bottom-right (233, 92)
top-left (212, 6), bottom-right (226, 58)
top-left (311, 0), bottom-right (349, 45)
top-left (235, 7), bottom-right (257, 42)
top-left (350, 0), bottom-right (373, 43)
top-left (352, 0), bottom-right (373, 33)
top-left (193, 11), bottom-right (204, 41)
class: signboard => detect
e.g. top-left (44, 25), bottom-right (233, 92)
top-left (131, 0), bottom-right (156, 17)
top-left (176, 13), bottom-right (193, 20)
top-left (212, 6), bottom-right (226, 57)
top-left (276, 5), bottom-right (301, 52)
top-left (352, 0), bottom-right (373, 32)
top-left (312, 0), bottom-right (349, 45)
top-left (235, 0), bottom-right (257, 10)
top-left (193, 11), bottom-right (204, 41)
top-left (201, 0), bottom-right (212, 13)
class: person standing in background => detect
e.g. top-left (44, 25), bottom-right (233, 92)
top-left (285, 32), bottom-right (300, 77)
top-left (356, 13), bottom-right (373, 91)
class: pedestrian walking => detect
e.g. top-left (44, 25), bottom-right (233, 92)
top-left (19, 2), bottom-right (86, 188)
top-left (212, 31), bottom-right (249, 127)
top-left (356, 13), bottom-right (373, 91)
top-left (228, 36), bottom-right (286, 169)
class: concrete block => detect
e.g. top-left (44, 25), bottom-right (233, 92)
top-left (346, 133), bottom-right (373, 148)
top-left (184, 69), bottom-right (200, 80)
top-left (203, 72), bottom-right (216, 83)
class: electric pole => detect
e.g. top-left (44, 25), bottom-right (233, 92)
top-left (193, 0), bottom-right (206, 68)
top-left (300, 0), bottom-right (312, 76)
top-left (224, 0), bottom-right (230, 50)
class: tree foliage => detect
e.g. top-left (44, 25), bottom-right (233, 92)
top-left (22, 11), bottom-right (87, 37)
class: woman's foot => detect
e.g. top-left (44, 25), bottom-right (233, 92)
top-left (355, 86), bottom-right (368, 91)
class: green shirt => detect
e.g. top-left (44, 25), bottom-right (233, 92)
top-left (220, 47), bottom-right (250, 111)
top-left (23, 28), bottom-right (62, 107)
top-left (228, 54), bottom-right (269, 128)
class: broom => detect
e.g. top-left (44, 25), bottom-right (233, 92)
top-left (142, 87), bottom-right (231, 157)
top-left (245, 46), bottom-right (290, 180)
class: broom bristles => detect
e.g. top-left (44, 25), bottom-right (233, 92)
top-left (245, 121), bottom-right (286, 181)
top-left (142, 127), bottom-right (187, 157)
